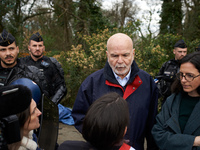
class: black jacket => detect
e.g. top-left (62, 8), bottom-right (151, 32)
top-left (20, 56), bottom-right (67, 104)
top-left (156, 58), bottom-right (179, 99)
top-left (157, 58), bottom-right (179, 81)
top-left (0, 59), bottom-right (47, 91)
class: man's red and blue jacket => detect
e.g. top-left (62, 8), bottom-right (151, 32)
top-left (72, 61), bottom-right (159, 150)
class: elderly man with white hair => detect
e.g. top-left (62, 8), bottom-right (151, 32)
top-left (72, 33), bottom-right (159, 150)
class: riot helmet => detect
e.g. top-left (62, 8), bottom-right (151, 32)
top-left (10, 78), bottom-right (41, 104)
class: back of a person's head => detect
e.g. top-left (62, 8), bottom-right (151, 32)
top-left (171, 51), bottom-right (200, 94)
top-left (82, 92), bottom-right (129, 150)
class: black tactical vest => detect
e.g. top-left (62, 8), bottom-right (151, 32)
top-left (157, 60), bottom-right (179, 98)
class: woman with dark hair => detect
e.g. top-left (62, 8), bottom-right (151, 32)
top-left (17, 99), bottom-right (42, 150)
top-left (6, 85), bottom-right (42, 150)
top-left (58, 92), bottom-right (135, 150)
top-left (152, 51), bottom-right (200, 150)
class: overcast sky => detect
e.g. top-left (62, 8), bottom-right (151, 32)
top-left (101, 0), bottom-right (162, 36)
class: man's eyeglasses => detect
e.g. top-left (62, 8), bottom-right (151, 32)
top-left (176, 72), bottom-right (200, 82)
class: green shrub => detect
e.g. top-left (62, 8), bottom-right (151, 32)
top-left (54, 30), bottom-right (200, 108)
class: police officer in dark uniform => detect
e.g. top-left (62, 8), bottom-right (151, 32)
top-left (0, 30), bottom-right (60, 150)
top-left (20, 32), bottom-right (67, 104)
top-left (156, 39), bottom-right (187, 104)
top-left (0, 29), bottom-right (46, 91)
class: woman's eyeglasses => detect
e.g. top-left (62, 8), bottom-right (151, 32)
top-left (176, 72), bottom-right (200, 82)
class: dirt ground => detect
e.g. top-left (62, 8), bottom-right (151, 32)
top-left (57, 123), bottom-right (147, 149)
top-left (57, 123), bottom-right (85, 145)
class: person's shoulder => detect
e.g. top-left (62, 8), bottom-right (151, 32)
top-left (137, 69), bottom-right (157, 87)
top-left (48, 56), bottom-right (63, 68)
top-left (86, 68), bottom-right (104, 79)
top-left (58, 141), bottom-right (95, 150)
top-left (166, 93), bottom-right (176, 101)
top-left (164, 93), bottom-right (179, 107)
top-left (20, 55), bottom-right (31, 61)
top-left (16, 60), bottom-right (36, 71)
top-left (47, 56), bottom-right (60, 64)
top-left (18, 62), bottom-right (41, 76)
top-left (138, 69), bottom-right (152, 77)
top-left (16, 59), bottom-right (27, 69)
top-left (49, 56), bottom-right (58, 62)
top-left (19, 61), bottom-right (39, 71)
top-left (81, 68), bottom-right (104, 86)
top-left (158, 60), bottom-right (172, 72)
top-left (27, 65), bottom-right (40, 72)
top-left (165, 58), bottom-right (177, 65)
top-left (117, 143), bottom-right (135, 150)
top-left (41, 55), bottom-right (50, 61)
top-left (162, 60), bottom-right (171, 66)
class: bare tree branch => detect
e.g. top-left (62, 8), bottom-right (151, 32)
top-left (57, 4), bottom-right (87, 24)
top-left (28, 0), bottom-right (37, 15)
top-left (23, 10), bottom-right (53, 22)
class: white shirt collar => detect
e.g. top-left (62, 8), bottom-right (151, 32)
top-left (113, 69), bottom-right (131, 86)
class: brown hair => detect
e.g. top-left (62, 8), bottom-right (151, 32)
top-left (171, 51), bottom-right (200, 95)
top-left (82, 92), bottom-right (129, 150)
top-left (7, 106), bottom-right (31, 150)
